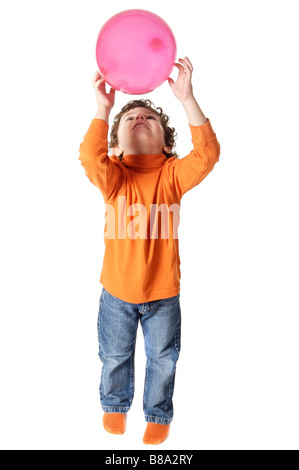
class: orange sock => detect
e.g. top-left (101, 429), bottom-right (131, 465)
top-left (143, 423), bottom-right (170, 445)
top-left (103, 413), bottom-right (126, 435)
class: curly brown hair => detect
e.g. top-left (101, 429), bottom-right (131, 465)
top-left (108, 99), bottom-right (178, 160)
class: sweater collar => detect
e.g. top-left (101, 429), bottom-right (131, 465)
top-left (121, 153), bottom-right (167, 169)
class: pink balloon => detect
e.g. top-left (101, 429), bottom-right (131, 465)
top-left (96, 9), bottom-right (177, 95)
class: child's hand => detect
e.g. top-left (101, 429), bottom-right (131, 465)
top-left (92, 72), bottom-right (116, 109)
top-left (168, 57), bottom-right (194, 102)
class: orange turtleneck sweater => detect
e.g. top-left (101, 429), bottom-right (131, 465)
top-left (79, 118), bottom-right (220, 303)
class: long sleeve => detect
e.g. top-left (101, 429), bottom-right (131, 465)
top-left (166, 119), bottom-right (220, 198)
top-left (78, 119), bottom-right (124, 199)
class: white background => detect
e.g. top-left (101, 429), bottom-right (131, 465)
top-left (0, 0), bottom-right (298, 451)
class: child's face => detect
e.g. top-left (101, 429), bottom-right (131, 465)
top-left (112, 107), bottom-right (172, 157)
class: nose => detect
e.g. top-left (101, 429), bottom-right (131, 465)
top-left (136, 114), bottom-right (145, 120)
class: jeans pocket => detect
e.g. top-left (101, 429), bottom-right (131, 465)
top-left (159, 293), bottom-right (180, 307)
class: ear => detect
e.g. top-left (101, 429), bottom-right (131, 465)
top-left (113, 145), bottom-right (124, 157)
top-left (163, 145), bottom-right (172, 155)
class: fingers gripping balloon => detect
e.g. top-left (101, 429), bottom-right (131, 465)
top-left (95, 9), bottom-right (177, 95)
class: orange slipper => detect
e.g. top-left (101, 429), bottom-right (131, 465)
top-left (143, 423), bottom-right (170, 445)
top-left (103, 413), bottom-right (126, 435)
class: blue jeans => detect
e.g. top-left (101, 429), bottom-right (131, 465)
top-left (97, 288), bottom-right (181, 425)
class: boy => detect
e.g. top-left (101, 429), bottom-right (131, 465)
top-left (79, 57), bottom-right (220, 444)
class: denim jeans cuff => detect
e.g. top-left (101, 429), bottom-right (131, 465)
top-left (102, 406), bottom-right (130, 414)
top-left (145, 414), bottom-right (173, 425)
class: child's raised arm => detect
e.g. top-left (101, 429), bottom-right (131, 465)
top-left (78, 74), bottom-right (124, 199)
top-left (168, 57), bottom-right (207, 126)
top-left (93, 72), bottom-right (116, 122)
top-left (167, 57), bottom-right (220, 197)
